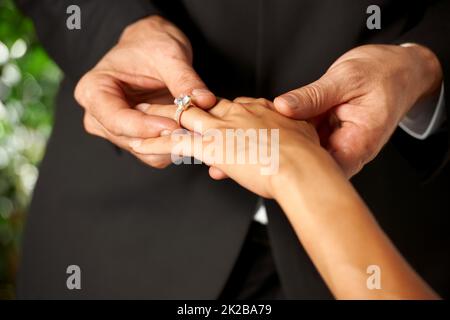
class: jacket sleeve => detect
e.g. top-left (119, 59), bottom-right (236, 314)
top-left (393, 0), bottom-right (450, 179)
top-left (14, 0), bottom-right (160, 82)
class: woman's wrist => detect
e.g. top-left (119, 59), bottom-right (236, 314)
top-left (270, 142), bottom-right (346, 204)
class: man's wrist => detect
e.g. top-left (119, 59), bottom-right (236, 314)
top-left (401, 43), bottom-right (443, 101)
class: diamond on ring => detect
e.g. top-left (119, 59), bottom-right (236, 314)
top-left (174, 95), bottom-right (192, 109)
top-left (174, 95), bottom-right (192, 125)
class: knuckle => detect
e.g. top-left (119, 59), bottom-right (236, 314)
top-left (107, 116), bottom-right (125, 137)
top-left (353, 135), bottom-right (377, 166)
top-left (147, 156), bottom-right (171, 169)
top-left (255, 98), bottom-right (272, 107)
top-left (74, 73), bottom-right (93, 107)
top-left (146, 15), bottom-right (166, 29)
top-left (109, 109), bottom-right (147, 137)
top-left (83, 114), bottom-right (98, 136)
top-left (337, 133), bottom-right (374, 168)
top-left (230, 101), bottom-right (246, 110)
top-left (153, 162), bottom-right (171, 169)
top-left (360, 139), bottom-right (376, 161)
top-left (82, 115), bottom-right (93, 133)
top-left (233, 97), bottom-right (252, 103)
top-left (227, 102), bottom-right (248, 116)
top-left (347, 160), bottom-right (363, 178)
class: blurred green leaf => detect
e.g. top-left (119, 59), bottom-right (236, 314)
top-left (0, 0), bottom-right (62, 299)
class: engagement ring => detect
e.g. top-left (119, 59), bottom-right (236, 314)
top-left (174, 95), bottom-right (193, 126)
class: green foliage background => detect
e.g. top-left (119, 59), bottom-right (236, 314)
top-left (0, 0), bottom-right (62, 299)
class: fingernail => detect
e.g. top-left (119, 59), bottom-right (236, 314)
top-left (192, 88), bottom-right (214, 97)
top-left (280, 94), bottom-right (299, 108)
top-left (160, 130), bottom-right (172, 137)
top-left (129, 139), bottom-right (142, 149)
top-left (136, 103), bottom-right (150, 112)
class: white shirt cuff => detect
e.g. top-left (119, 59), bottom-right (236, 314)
top-left (399, 83), bottom-right (446, 140)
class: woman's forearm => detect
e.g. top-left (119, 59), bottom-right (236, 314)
top-left (272, 148), bottom-right (438, 299)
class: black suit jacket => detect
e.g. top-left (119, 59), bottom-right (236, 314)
top-left (15, 0), bottom-right (450, 299)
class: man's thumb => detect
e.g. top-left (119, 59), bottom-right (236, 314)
top-left (274, 75), bottom-right (343, 119)
top-left (157, 58), bottom-right (216, 109)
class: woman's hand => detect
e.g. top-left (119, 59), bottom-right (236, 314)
top-left (131, 96), bottom-right (438, 299)
top-left (130, 97), bottom-right (330, 198)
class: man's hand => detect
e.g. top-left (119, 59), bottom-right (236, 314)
top-left (274, 44), bottom-right (443, 177)
top-left (74, 15), bottom-right (216, 168)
